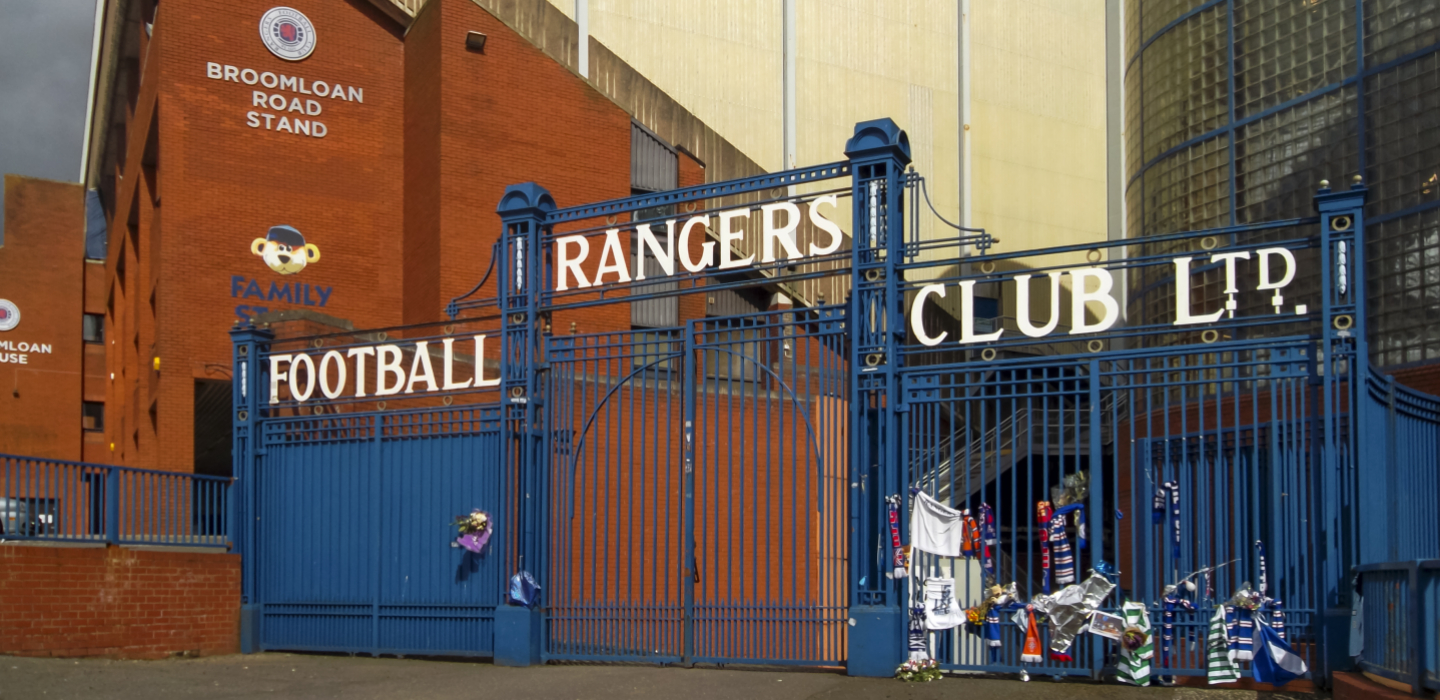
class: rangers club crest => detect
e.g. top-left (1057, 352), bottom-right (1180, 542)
top-left (0, 299), bottom-right (18, 332)
top-left (259, 7), bottom-right (316, 61)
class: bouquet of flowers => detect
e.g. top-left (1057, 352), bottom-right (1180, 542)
top-left (894, 658), bottom-right (943, 682)
top-left (453, 509), bottom-right (492, 553)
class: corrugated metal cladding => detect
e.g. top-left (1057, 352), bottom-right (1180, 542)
top-left (631, 122), bottom-right (680, 328)
top-left (631, 122), bottom-right (678, 193)
top-left (706, 284), bottom-right (766, 318)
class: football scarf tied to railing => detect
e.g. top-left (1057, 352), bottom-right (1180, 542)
top-left (904, 481), bottom-right (1306, 687)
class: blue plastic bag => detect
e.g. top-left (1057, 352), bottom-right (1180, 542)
top-left (508, 571), bottom-right (541, 608)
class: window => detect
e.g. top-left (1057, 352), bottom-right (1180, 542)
top-left (82, 402), bottom-right (104, 432)
top-left (83, 314), bottom-right (104, 344)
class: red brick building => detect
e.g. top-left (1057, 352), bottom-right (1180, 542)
top-left (23, 0), bottom-right (771, 476)
top-left (0, 176), bottom-right (106, 462)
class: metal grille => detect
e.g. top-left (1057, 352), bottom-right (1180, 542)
top-left (1142, 0), bottom-right (1213, 45)
top-left (1236, 88), bottom-right (1358, 222)
top-left (1142, 134), bottom-right (1231, 235)
top-left (1126, 59), bottom-right (1144, 182)
top-left (1364, 0), bottom-right (1440, 64)
top-left (1141, 6), bottom-right (1229, 164)
top-left (631, 123), bottom-right (681, 328)
top-left (1368, 210), bottom-right (1440, 366)
top-left (1365, 53), bottom-right (1440, 217)
top-left (1234, 0), bottom-right (1355, 119)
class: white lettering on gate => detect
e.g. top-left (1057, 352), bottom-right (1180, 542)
top-left (554, 194), bottom-right (844, 291)
top-left (909, 247), bottom-right (1305, 348)
top-left (269, 335), bottom-right (502, 404)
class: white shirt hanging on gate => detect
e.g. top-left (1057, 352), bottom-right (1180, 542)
top-left (924, 577), bottom-right (964, 630)
top-left (910, 491), bottom-right (964, 557)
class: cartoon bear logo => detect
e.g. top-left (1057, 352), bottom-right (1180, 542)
top-left (251, 225), bottom-right (320, 275)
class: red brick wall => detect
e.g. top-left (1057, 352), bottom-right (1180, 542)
top-left (1390, 363), bottom-right (1440, 398)
top-left (103, 0), bottom-right (408, 472)
top-left (102, 0), bottom-right (658, 473)
top-left (0, 176), bottom-right (87, 460)
top-left (404, 0), bottom-right (635, 328)
top-left (0, 545), bottom-right (240, 659)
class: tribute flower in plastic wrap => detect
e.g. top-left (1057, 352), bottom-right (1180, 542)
top-left (452, 509), bottom-right (492, 553)
top-left (894, 658), bottom-right (943, 682)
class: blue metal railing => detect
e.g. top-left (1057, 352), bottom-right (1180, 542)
top-left (0, 453), bottom-right (229, 547)
top-left (1361, 373), bottom-right (1440, 563)
top-left (1355, 560), bottom-right (1440, 696)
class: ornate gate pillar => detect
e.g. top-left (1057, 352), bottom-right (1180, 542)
top-left (494, 183), bottom-right (554, 666)
top-left (230, 321), bottom-right (273, 654)
top-left (844, 118), bottom-right (912, 676)
top-left (1313, 180), bottom-right (1368, 677)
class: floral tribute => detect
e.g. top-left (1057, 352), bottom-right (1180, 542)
top-left (894, 658), bottom-right (943, 682)
top-left (453, 509), bottom-right (492, 553)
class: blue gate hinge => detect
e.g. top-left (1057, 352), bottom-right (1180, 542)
top-left (895, 403), bottom-right (910, 413)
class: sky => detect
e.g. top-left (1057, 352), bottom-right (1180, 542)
top-left (0, 0), bottom-right (97, 241)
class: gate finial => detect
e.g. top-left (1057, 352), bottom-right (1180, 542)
top-left (845, 118), bottom-right (911, 164)
top-left (497, 182), bottom-right (557, 217)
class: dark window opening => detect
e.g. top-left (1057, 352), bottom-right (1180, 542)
top-left (82, 402), bottom-right (104, 432)
top-left (83, 314), bottom-right (104, 344)
top-left (193, 379), bottom-right (232, 478)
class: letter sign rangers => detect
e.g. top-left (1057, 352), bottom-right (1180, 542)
top-left (259, 7), bottom-right (316, 61)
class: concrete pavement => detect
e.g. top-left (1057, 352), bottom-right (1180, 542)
top-left (0, 653), bottom-right (1325, 700)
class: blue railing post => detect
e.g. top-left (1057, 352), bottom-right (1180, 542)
top-left (843, 118), bottom-right (911, 677)
top-left (104, 465), bottom-right (119, 545)
top-left (230, 320), bottom-right (272, 654)
top-left (494, 183), bottom-right (554, 667)
top-left (1314, 179), bottom-right (1369, 678)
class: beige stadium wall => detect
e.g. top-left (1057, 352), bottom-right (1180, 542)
top-left (547, 0), bottom-right (1107, 287)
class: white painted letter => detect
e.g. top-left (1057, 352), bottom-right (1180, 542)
top-left (375, 345), bottom-right (405, 396)
top-left (807, 195), bottom-right (845, 256)
top-left (347, 347), bottom-right (375, 398)
top-left (1015, 272), bottom-right (1063, 338)
top-left (319, 350), bottom-right (347, 399)
top-left (289, 353), bottom-right (316, 402)
top-left (474, 335), bottom-right (500, 387)
top-left (717, 209), bottom-right (754, 270)
top-left (1256, 247), bottom-right (1297, 311)
top-left (268, 354), bottom-right (292, 405)
top-left (959, 280), bottom-right (1005, 343)
top-left (911, 284), bottom-right (949, 347)
top-left (634, 221), bottom-right (676, 280)
top-left (760, 202), bottom-right (803, 263)
top-left (441, 338), bottom-right (473, 390)
top-left (1070, 268), bottom-right (1121, 334)
top-left (207, 62), bottom-right (222, 79)
top-left (593, 228), bottom-right (633, 285)
top-left (1172, 257), bottom-right (1225, 326)
top-left (679, 215), bottom-right (715, 273)
top-left (555, 235), bottom-right (591, 291)
top-left (405, 341), bottom-right (438, 394)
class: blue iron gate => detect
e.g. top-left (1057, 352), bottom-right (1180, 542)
top-left (232, 314), bottom-right (510, 657)
top-left (229, 118), bottom-right (1426, 680)
top-left (541, 309), bottom-right (849, 664)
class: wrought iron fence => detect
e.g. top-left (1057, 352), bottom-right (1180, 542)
top-left (1360, 374), bottom-right (1440, 563)
top-left (1355, 560), bottom-right (1440, 696)
top-left (0, 454), bottom-right (229, 547)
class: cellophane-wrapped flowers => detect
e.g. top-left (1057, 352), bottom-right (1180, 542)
top-left (894, 658), bottom-right (943, 682)
top-left (453, 509), bottom-right (491, 553)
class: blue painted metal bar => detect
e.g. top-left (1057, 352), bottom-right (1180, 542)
top-left (545, 163), bottom-right (850, 224)
top-left (0, 454), bottom-right (229, 546)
